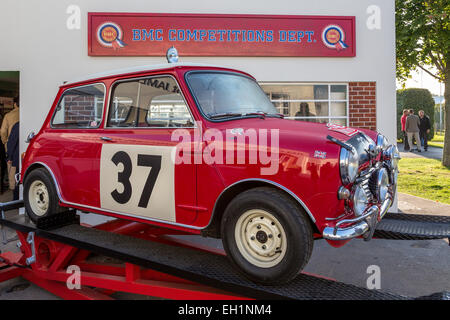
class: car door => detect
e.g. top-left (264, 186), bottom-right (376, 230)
top-left (47, 83), bottom-right (106, 208)
top-left (97, 75), bottom-right (198, 225)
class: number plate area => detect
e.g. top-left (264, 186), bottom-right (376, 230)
top-left (100, 144), bottom-right (176, 222)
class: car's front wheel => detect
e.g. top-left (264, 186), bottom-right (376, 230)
top-left (24, 168), bottom-right (63, 223)
top-left (221, 187), bottom-right (314, 285)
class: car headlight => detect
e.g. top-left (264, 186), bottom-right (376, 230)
top-left (352, 185), bottom-right (369, 216)
top-left (339, 147), bottom-right (359, 185)
top-left (376, 134), bottom-right (389, 150)
top-left (383, 145), bottom-right (400, 172)
top-left (369, 167), bottom-right (390, 202)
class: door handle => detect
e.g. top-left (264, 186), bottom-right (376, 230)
top-left (100, 136), bottom-right (113, 142)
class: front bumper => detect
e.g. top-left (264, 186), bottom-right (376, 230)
top-left (322, 197), bottom-right (392, 241)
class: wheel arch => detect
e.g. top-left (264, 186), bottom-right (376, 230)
top-left (202, 179), bottom-right (319, 238)
top-left (22, 162), bottom-right (63, 200)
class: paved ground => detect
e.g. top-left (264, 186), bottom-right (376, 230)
top-left (1, 189), bottom-right (449, 300)
top-left (398, 192), bottom-right (450, 216)
top-left (398, 143), bottom-right (443, 160)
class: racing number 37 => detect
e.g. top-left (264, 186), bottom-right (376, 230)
top-left (110, 151), bottom-right (162, 208)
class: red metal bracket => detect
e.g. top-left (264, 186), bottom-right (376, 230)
top-left (0, 221), bottom-right (249, 300)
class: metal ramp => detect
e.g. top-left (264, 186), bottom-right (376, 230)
top-left (0, 200), bottom-right (449, 300)
top-left (374, 212), bottom-right (450, 241)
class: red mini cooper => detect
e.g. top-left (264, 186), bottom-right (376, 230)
top-left (21, 56), bottom-right (400, 284)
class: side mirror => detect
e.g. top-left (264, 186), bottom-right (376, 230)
top-left (25, 131), bottom-right (35, 143)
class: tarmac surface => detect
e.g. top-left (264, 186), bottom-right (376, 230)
top-left (1, 189), bottom-right (449, 300)
top-left (399, 144), bottom-right (443, 161)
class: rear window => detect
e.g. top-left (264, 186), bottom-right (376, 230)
top-left (51, 84), bottom-right (105, 129)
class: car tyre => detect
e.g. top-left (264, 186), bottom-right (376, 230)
top-left (221, 187), bottom-right (314, 285)
top-left (24, 168), bottom-right (63, 224)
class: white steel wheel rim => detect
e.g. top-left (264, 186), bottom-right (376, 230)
top-left (234, 209), bottom-right (287, 268)
top-left (29, 180), bottom-right (50, 216)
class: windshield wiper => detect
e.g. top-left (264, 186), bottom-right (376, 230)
top-left (244, 111), bottom-right (266, 119)
top-left (246, 111), bottom-right (285, 119)
top-left (266, 113), bottom-right (285, 119)
top-left (208, 112), bottom-right (243, 119)
top-left (208, 111), bottom-right (284, 120)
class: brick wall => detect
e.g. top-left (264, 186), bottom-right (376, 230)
top-left (64, 95), bottom-right (96, 123)
top-left (348, 82), bottom-right (376, 130)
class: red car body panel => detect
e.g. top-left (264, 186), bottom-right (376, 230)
top-left (21, 64), bottom-right (379, 245)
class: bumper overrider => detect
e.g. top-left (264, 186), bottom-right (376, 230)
top-left (322, 140), bottom-right (400, 241)
top-left (322, 197), bottom-right (392, 241)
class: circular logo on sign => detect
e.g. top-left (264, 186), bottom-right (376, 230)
top-left (322, 25), bottom-right (348, 51)
top-left (96, 22), bottom-right (126, 49)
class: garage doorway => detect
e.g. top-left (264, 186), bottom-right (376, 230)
top-left (0, 71), bottom-right (19, 199)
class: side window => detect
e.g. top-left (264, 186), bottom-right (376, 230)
top-left (107, 76), bottom-right (194, 128)
top-left (52, 84), bottom-right (105, 129)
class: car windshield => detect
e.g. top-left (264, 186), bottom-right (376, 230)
top-left (186, 72), bottom-right (279, 119)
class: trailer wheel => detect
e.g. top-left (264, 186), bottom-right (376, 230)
top-left (221, 187), bottom-right (313, 285)
top-left (24, 168), bottom-right (63, 223)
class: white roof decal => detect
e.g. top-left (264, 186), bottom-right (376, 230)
top-left (63, 62), bottom-right (224, 86)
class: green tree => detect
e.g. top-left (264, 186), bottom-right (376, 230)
top-left (396, 0), bottom-right (450, 166)
top-left (397, 88), bottom-right (435, 141)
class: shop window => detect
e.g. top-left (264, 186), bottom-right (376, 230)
top-left (107, 76), bottom-right (194, 128)
top-left (51, 84), bottom-right (105, 129)
top-left (260, 83), bottom-right (349, 125)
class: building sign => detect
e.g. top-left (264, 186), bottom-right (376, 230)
top-left (88, 13), bottom-right (355, 57)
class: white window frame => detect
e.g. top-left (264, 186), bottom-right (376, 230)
top-left (260, 82), bottom-right (350, 125)
top-left (50, 82), bottom-right (106, 129)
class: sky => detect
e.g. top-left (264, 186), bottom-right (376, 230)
top-left (396, 66), bottom-right (444, 97)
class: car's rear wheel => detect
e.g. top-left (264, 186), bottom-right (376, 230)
top-left (24, 168), bottom-right (63, 223)
top-left (221, 187), bottom-right (314, 285)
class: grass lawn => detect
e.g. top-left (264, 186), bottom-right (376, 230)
top-left (428, 132), bottom-right (444, 149)
top-left (433, 132), bottom-right (444, 143)
top-left (398, 158), bottom-right (450, 205)
top-left (428, 141), bottom-right (443, 148)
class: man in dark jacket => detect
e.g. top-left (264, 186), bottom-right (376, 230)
top-left (418, 110), bottom-right (431, 151)
top-left (405, 109), bottom-right (422, 152)
top-left (6, 121), bottom-right (19, 200)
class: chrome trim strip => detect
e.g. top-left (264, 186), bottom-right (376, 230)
top-left (325, 213), bottom-right (345, 221)
top-left (23, 162), bottom-right (64, 200)
top-left (62, 200), bottom-right (204, 230)
top-left (23, 162), bottom-right (204, 231)
top-left (207, 178), bottom-right (317, 228)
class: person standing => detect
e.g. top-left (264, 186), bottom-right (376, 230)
top-left (418, 110), bottom-right (431, 151)
top-left (6, 122), bottom-right (19, 200)
top-left (1, 97), bottom-right (19, 146)
top-left (1, 96), bottom-right (20, 191)
top-left (405, 109), bottom-right (422, 152)
top-left (295, 102), bottom-right (313, 121)
top-left (400, 109), bottom-right (410, 151)
top-left (0, 111), bottom-right (6, 194)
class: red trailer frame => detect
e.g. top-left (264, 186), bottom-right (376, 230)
top-left (0, 218), bottom-right (249, 300)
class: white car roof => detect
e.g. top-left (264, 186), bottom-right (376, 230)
top-left (63, 62), bottom-right (224, 86)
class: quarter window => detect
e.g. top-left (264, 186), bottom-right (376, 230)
top-left (51, 84), bottom-right (105, 129)
top-left (260, 83), bottom-right (349, 126)
top-left (107, 76), bottom-right (194, 128)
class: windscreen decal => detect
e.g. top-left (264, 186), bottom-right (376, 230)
top-left (326, 123), bottom-right (359, 137)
